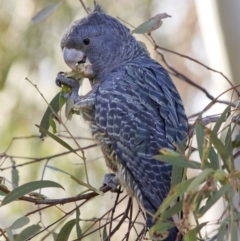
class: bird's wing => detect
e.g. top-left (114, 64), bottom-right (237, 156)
top-left (95, 60), bottom-right (188, 212)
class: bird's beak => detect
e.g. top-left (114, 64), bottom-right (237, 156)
top-left (63, 47), bottom-right (86, 71)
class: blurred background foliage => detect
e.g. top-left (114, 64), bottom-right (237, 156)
top-left (0, 0), bottom-right (239, 240)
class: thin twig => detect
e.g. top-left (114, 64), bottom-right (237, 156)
top-left (104, 197), bottom-right (133, 241)
top-left (79, 0), bottom-right (89, 14)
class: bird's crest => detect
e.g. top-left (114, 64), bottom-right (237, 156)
top-left (93, 1), bottom-right (105, 13)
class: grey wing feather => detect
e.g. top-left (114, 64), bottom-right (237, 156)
top-left (95, 59), bottom-right (188, 216)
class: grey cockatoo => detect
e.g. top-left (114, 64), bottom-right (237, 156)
top-left (56, 3), bottom-right (188, 240)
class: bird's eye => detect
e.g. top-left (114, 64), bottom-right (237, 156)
top-left (83, 38), bottom-right (90, 45)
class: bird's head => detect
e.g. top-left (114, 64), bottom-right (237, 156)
top-left (61, 3), bottom-right (147, 82)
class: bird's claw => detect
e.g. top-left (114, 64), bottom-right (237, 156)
top-left (100, 173), bottom-right (121, 193)
top-left (55, 72), bottom-right (80, 89)
top-left (55, 72), bottom-right (81, 104)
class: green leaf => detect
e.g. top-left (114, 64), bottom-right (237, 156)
top-left (1, 180), bottom-right (64, 206)
top-left (15, 224), bottom-right (41, 241)
top-left (49, 115), bottom-right (57, 134)
top-left (232, 134), bottom-right (240, 148)
top-left (196, 122), bottom-right (205, 160)
top-left (102, 226), bottom-right (107, 241)
top-left (36, 125), bottom-right (76, 154)
top-left (5, 228), bottom-right (14, 241)
top-left (52, 232), bottom-right (58, 241)
top-left (56, 219), bottom-right (76, 241)
top-left (155, 153), bottom-right (201, 170)
top-left (39, 92), bottom-right (65, 138)
top-left (212, 106), bottom-right (230, 134)
top-left (0, 184), bottom-right (9, 196)
top-left (11, 160), bottom-right (19, 188)
top-left (45, 165), bottom-right (97, 193)
top-left (161, 200), bottom-right (183, 220)
top-left (208, 147), bottom-right (219, 169)
top-left (149, 221), bottom-right (175, 241)
top-left (185, 228), bottom-right (197, 241)
top-left (209, 130), bottom-right (232, 173)
top-left (187, 168), bottom-right (214, 192)
top-left (65, 97), bottom-right (74, 120)
top-left (9, 216), bottom-right (30, 230)
top-left (45, 165), bottom-right (72, 176)
top-left (133, 13), bottom-right (171, 34)
top-left (198, 185), bottom-right (231, 217)
top-left (171, 165), bottom-right (184, 188)
top-left (32, 2), bottom-right (62, 24)
top-left (185, 222), bottom-right (208, 241)
top-left (230, 221), bottom-right (238, 241)
top-left (217, 222), bottom-right (227, 241)
top-left (155, 178), bottom-right (193, 217)
top-left (224, 126), bottom-right (233, 168)
top-left (76, 208), bottom-right (82, 238)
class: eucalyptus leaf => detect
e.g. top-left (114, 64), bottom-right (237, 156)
top-left (36, 125), bottom-right (76, 154)
top-left (155, 153), bottom-right (201, 170)
top-left (39, 92), bottom-right (64, 138)
top-left (56, 219), bottom-right (76, 241)
top-left (9, 216), bottom-right (30, 230)
top-left (76, 208), bottom-right (82, 238)
top-left (133, 13), bottom-right (171, 34)
top-left (5, 228), bottom-right (14, 241)
top-left (1, 180), bottom-right (64, 206)
top-left (149, 221), bottom-right (175, 241)
top-left (15, 224), bottom-right (41, 241)
top-left (198, 185), bottom-right (231, 217)
top-left (32, 2), bottom-right (62, 24)
top-left (187, 168), bottom-right (214, 192)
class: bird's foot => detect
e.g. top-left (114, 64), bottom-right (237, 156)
top-left (100, 173), bottom-right (120, 193)
top-left (55, 72), bottom-right (81, 104)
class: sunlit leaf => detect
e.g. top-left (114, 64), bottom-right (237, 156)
top-left (56, 219), bottom-right (76, 241)
top-left (9, 216), bottom-right (30, 230)
top-left (15, 224), bottom-right (41, 241)
top-left (1, 180), bottom-right (64, 206)
top-left (36, 125), bottom-right (76, 153)
top-left (133, 13), bottom-right (171, 34)
top-left (32, 2), bottom-right (62, 24)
